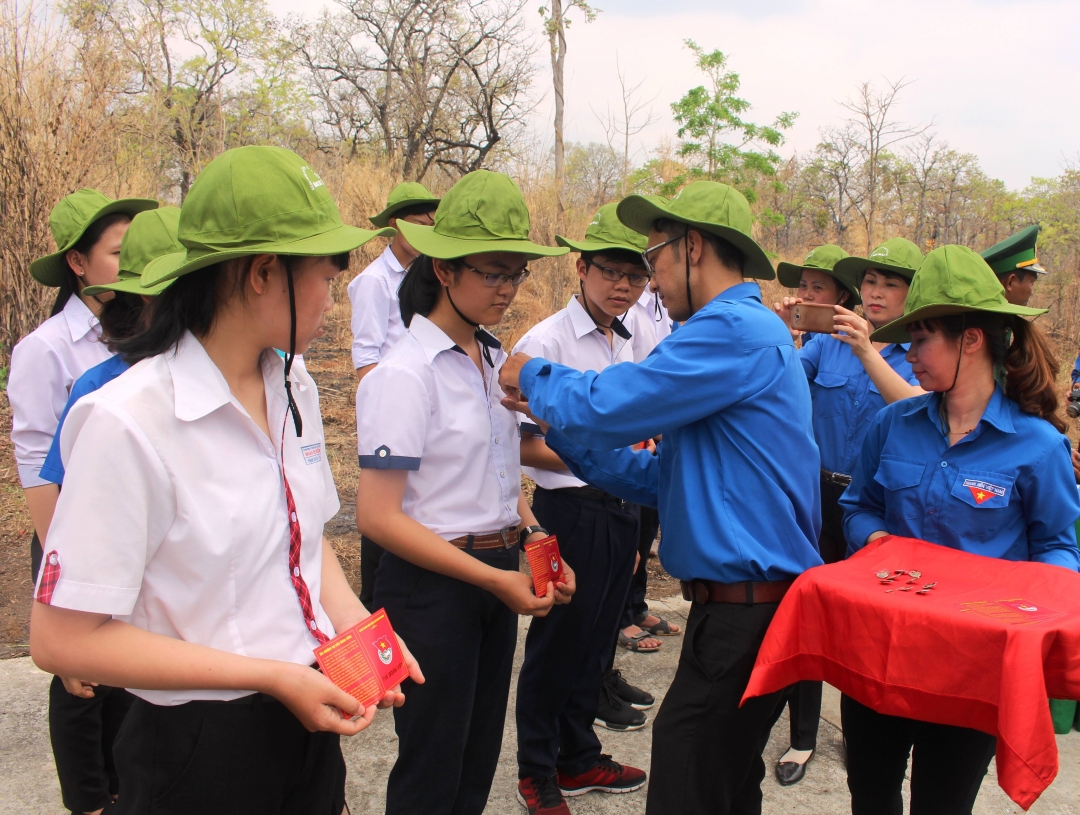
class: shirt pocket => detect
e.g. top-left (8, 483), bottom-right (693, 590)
top-left (943, 469), bottom-right (1017, 543)
top-left (812, 370), bottom-right (848, 418)
top-left (873, 456), bottom-right (926, 522)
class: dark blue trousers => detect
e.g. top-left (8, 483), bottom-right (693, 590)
top-left (375, 545), bottom-right (519, 815)
top-left (516, 487), bottom-right (640, 780)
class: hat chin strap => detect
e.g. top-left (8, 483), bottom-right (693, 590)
top-left (445, 288), bottom-right (494, 368)
top-left (684, 232), bottom-right (693, 316)
top-left (283, 264), bottom-right (303, 438)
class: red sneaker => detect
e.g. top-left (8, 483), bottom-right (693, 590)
top-left (557, 754), bottom-right (647, 796)
top-left (517, 776), bottom-right (570, 814)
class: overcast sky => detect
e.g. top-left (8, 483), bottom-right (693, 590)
top-left (270, 0), bottom-right (1080, 190)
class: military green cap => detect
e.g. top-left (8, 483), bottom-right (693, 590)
top-left (84, 207), bottom-right (183, 297)
top-left (777, 244), bottom-right (859, 304)
top-left (870, 244), bottom-right (1046, 344)
top-left (980, 224), bottom-right (1045, 277)
top-left (556, 203), bottom-right (648, 254)
top-left (394, 170), bottom-right (568, 260)
top-left (616, 181), bottom-right (774, 280)
top-left (142, 146), bottom-right (394, 288)
top-left (369, 181), bottom-right (441, 228)
top-left (832, 237), bottom-right (923, 293)
top-left (30, 189), bottom-right (159, 287)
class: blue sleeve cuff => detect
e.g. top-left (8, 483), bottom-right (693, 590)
top-left (519, 357), bottom-right (551, 400)
top-left (358, 445), bottom-right (421, 470)
top-left (37, 461), bottom-right (64, 486)
top-left (844, 513), bottom-right (888, 557)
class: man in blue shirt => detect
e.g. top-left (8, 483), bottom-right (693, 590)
top-left (500, 181), bottom-right (822, 815)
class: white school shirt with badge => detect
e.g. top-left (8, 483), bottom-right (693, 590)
top-left (347, 245), bottom-right (408, 369)
top-left (40, 331), bottom-right (339, 705)
top-left (8, 296), bottom-right (114, 488)
top-left (355, 314), bottom-right (521, 540)
top-left (513, 295), bottom-right (636, 491)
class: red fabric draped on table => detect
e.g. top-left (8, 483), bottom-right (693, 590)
top-left (741, 535), bottom-right (1080, 810)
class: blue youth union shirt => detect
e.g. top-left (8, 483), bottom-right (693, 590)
top-left (520, 282), bottom-right (823, 584)
top-left (841, 387), bottom-right (1080, 570)
top-left (39, 355), bottom-right (131, 485)
top-left (799, 334), bottom-right (918, 474)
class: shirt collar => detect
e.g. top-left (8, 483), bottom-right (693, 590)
top-left (903, 385), bottom-right (1016, 435)
top-left (567, 294), bottom-right (633, 341)
top-left (381, 244), bottom-right (406, 274)
top-left (62, 295), bottom-right (100, 342)
top-left (409, 314), bottom-right (503, 363)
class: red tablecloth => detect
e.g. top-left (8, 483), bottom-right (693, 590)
top-left (742, 536), bottom-right (1080, 809)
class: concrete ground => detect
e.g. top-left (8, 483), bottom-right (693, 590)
top-left (2, 595), bottom-right (1078, 815)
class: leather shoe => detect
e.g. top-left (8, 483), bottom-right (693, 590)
top-left (775, 751), bottom-right (813, 786)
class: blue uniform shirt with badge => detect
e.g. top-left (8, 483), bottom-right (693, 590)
top-left (841, 386), bottom-right (1080, 570)
top-left (799, 335), bottom-right (918, 475)
top-left (519, 281), bottom-right (823, 584)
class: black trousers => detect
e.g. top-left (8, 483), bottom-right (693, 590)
top-left (842, 695), bottom-right (997, 815)
top-left (113, 693), bottom-right (345, 815)
top-left (784, 474), bottom-right (849, 751)
top-left (516, 487), bottom-right (639, 780)
top-left (646, 599), bottom-right (787, 815)
top-left (621, 505), bottom-right (660, 630)
top-left (49, 676), bottom-right (133, 813)
top-left (358, 534), bottom-right (384, 609)
top-left (374, 546), bottom-right (519, 815)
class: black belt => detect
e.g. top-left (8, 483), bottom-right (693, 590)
top-left (557, 485), bottom-right (626, 506)
top-left (820, 468), bottom-right (852, 487)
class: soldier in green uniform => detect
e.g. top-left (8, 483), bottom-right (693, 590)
top-left (980, 224), bottom-right (1046, 307)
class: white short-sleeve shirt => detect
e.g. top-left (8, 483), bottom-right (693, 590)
top-left (513, 296), bottom-right (636, 491)
top-left (8, 296), bottom-right (113, 487)
top-left (41, 331), bottom-right (340, 705)
top-left (356, 315), bottom-right (521, 540)
top-left (347, 245), bottom-right (407, 369)
top-left (625, 287), bottom-right (673, 362)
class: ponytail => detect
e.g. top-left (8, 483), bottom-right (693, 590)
top-left (399, 255), bottom-right (459, 327)
top-left (98, 291), bottom-right (148, 350)
top-left (1003, 317), bottom-right (1065, 432)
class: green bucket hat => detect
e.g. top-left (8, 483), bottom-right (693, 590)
top-left (832, 237), bottom-right (924, 293)
top-left (141, 146), bottom-right (394, 288)
top-left (369, 181), bottom-right (441, 228)
top-left (394, 170), bottom-right (568, 260)
top-left (616, 181), bottom-right (774, 280)
top-left (84, 207), bottom-right (183, 297)
top-left (30, 189), bottom-right (159, 287)
top-left (777, 244), bottom-right (860, 304)
top-left (556, 203), bottom-right (648, 254)
top-left (870, 244), bottom-right (1046, 344)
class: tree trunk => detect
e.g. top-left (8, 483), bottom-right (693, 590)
top-left (548, 0), bottom-right (566, 219)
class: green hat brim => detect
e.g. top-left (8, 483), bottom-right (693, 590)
top-left (870, 302), bottom-right (1048, 344)
top-left (369, 196), bottom-right (441, 228)
top-left (84, 275), bottom-right (173, 297)
top-left (776, 261), bottom-right (862, 305)
top-left (142, 224), bottom-right (396, 288)
top-left (29, 198), bottom-right (160, 287)
top-left (616, 195), bottom-right (774, 281)
top-left (832, 256), bottom-right (918, 294)
top-left (397, 220), bottom-right (568, 261)
top-left (555, 235), bottom-right (644, 255)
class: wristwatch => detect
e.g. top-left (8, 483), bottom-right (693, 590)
top-left (519, 525), bottom-right (548, 546)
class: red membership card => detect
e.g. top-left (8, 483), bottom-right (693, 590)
top-left (524, 535), bottom-right (565, 597)
top-left (313, 608), bottom-right (408, 709)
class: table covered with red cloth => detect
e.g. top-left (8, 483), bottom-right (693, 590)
top-left (742, 535), bottom-right (1080, 809)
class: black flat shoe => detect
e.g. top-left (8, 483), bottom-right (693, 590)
top-left (775, 751), bottom-right (813, 786)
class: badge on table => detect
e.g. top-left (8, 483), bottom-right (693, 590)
top-left (314, 608), bottom-right (408, 709)
top-left (957, 599), bottom-right (1067, 625)
top-left (524, 535), bottom-right (565, 597)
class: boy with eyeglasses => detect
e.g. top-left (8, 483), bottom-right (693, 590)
top-left (512, 204), bottom-right (652, 815)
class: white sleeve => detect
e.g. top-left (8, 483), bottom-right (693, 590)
top-left (628, 307), bottom-right (659, 362)
top-left (355, 363), bottom-right (430, 470)
top-left (8, 334), bottom-right (69, 488)
top-left (349, 272), bottom-right (393, 369)
top-left (43, 399), bottom-right (175, 615)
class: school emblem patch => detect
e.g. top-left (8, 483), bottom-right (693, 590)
top-left (374, 636), bottom-right (393, 665)
top-left (301, 443), bottom-right (323, 465)
top-left (963, 478), bottom-right (1006, 505)
top-left (550, 554), bottom-right (560, 574)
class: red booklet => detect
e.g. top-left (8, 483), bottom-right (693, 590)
top-left (313, 608), bottom-right (409, 709)
top-left (524, 535), bottom-right (565, 597)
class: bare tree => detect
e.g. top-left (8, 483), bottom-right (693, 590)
top-left (296, 0), bottom-right (536, 181)
top-left (840, 78), bottom-right (931, 253)
top-left (539, 0), bottom-right (596, 218)
top-left (592, 55), bottom-right (657, 196)
top-left (807, 125), bottom-right (863, 249)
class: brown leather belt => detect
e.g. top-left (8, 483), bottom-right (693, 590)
top-left (449, 527), bottom-right (518, 550)
top-left (680, 578), bottom-right (795, 605)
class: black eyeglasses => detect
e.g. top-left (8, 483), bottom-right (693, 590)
top-left (641, 233), bottom-right (685, 274)
top-left (463, 263), bottom-right (530, 288)
top-left (588, 260), bottom-right (651, 288)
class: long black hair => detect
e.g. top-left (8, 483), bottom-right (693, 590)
top-left (48, 212), bottom-right (132, 316)
top-left (114, 252), bottom-right (350, 365)
top-left (399, 255), bottom-right (461, 327)
top-left (97, 292), bottom-right (147, 351)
